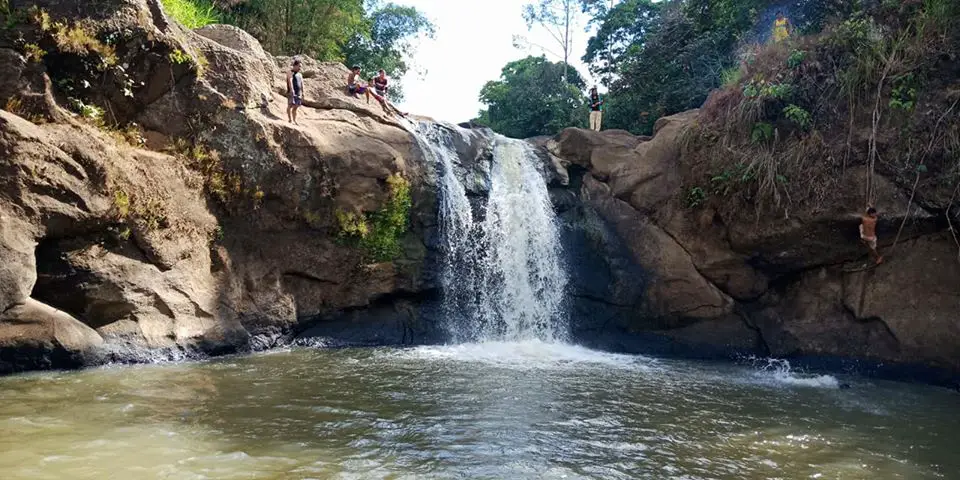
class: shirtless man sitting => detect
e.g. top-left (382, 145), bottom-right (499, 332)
top-left (346, 65), bottom-right (369, 99)
top-left (860, 207), bottom-right (884, 264)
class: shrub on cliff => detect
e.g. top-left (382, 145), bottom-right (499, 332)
top-left (683, 0), bottom-right (960, 220)
top-left (581, 0), bottom-right (860, 134)
top-left (336, 173), bottom-right (412, 263)
top-left (159, 0), bottom-right (221, 29)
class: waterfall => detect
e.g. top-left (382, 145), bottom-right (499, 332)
top-left (412, 122), bottom-right (568, 344)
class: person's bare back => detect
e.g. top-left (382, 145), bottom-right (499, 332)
top-left (860, 214), bottom-right (877, 239)
top-left (859, 207), bottom-right (883, 264)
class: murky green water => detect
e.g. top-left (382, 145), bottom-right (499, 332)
top-left (0, 341), bottom-right (956, 479)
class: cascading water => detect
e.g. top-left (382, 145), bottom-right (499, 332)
top-left (475, 139), bottom-right (568, 341)
top-left (411, 122), bottom-right (568, 343)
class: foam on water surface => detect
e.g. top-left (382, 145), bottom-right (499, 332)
top-left (379, 340), bottom-right (659, 372)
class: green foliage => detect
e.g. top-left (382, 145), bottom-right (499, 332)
top-left (782, 104), bottom-right (811, 129)
top-left (169, 49), bottom-right (191, 65)
top-left (721, 67), bottom-right (742, 87)
top-left (476, 56), bottom-right (587, 138)
top-left (589, 2), bottom-right (729, 134)
top-left (159, 0), bottom-right (220, 29)
top-left (336, 210), bottom-right (370, 238)
top-left (23, 43), bottom-right (45, 62)
top-left (113, 190), bottom-right (131, 218)
top-left (743, 80), bottom-right (792, 100)
top-left (51, 20), bottom-right (118, 67)
top-left (685, 186), bottom-right (707, 208)
top-left (341, 3), bottom-right (435, 102)
top-left (221, 0), bottom-right (365, 61)
top-left (68, 98), bottom-right (104, 125)
top-left (337, 173), bottom-right (412, 262)
top-left (579, 0), bottom-right (859, 134)
top-left (683, 0), bottom-right (960, 217)
top-left (710, 162), bottom-right (755, 197)
top-left (219, 0), bottom-right (432, 98)
top-left (889, 73), bottom-right (918, 111)
top-left (169, 140), bottom-right (244, 206)
top-left (787, 49), bottom-right (806, 69)
top-left (751, 122), bottom-right (773, 143)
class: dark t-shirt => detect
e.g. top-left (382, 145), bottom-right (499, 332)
top-left (291, 71), bottom-right (303, 97)
top-left (374, 76), bottom-right (388, 95)
top-left (590, 93), bottom-right (603, 111)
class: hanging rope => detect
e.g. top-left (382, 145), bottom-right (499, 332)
top-left (947, 180), bottom-right (960, 263)
top-left (888, 97), bottom-right (960, 254)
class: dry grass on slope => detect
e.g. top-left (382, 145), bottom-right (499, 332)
top-left (682, 1), bottom-right (960, 223)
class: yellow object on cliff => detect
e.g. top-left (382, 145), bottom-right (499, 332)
top-left (773, 17), bottom-right (790, 43)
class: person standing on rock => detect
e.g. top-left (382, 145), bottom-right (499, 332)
top-left (588, 86), bottom-right (604, 131)
top-left (773, 11), bottom-right (793, 43)
top-left (860, 207), bottom-right (884, 265)
top-left (287, 59), bottom-right (304, 125)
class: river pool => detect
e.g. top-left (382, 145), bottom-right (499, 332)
top-left (0, 341), bottom-right (957, 479)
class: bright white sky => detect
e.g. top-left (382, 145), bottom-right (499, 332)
top-left (394, 0), bottom-right (597, 123)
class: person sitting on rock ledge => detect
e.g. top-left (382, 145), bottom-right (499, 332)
top-left (860, 207), bottom-right (884, 265)
top-left (347, 65), bottom-right (369, 99)
top-left (286, 59), bottom-right (304, 125)
top-left (367, 69), bottom-right (408, 117)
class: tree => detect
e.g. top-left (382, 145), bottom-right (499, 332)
top-left (221, 0), bottom-right (366, 60)
top-left (342, 2), bottom-right (435, 101)
top-left (475, 56), bottom-right (588, 139)
top-left (519, 0), bottom-right (578, 84)
top-left (581, 0), bottom-right (660, 85)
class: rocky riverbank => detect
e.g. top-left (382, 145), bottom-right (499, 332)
top-left (0, 0), bottom-right (957, 386)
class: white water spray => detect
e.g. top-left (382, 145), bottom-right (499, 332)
top-left (475, 139), bottom-right (568, 341)
top-left (413, 122), bottom-right (568, 343)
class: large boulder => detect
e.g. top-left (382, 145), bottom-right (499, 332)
top-left (0, 298), bottom-right (104, 373)
top-left (581, 174), bottom-right (734, 322)
top-left (0, 213), bottom-right (37, 314)
top-left (842, 234), bottom-right (960, 371)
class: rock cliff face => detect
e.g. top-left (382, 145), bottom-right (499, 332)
top-left (0, 0), bottom-right (442, 371)
top-left (545, 111), bottom-right (960, 384)
top-left (1, 0), bottom-right (957, 384)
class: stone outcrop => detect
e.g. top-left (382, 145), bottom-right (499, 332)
top-left (0, 0), bottom-right (438, 372)
top-left (547, 109), bottom-right (960, 382)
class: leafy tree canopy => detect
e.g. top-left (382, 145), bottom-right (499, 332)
top-left (342, 2), bottom-right (435, 101)
top-left (218, 0), bottom-right (433, 98)
top-left (475, 56), bottom-right (588, 139)
top-left (576, 0), bottom-right (860, 134)
top-left (221, 0), bottom-right (366, 60)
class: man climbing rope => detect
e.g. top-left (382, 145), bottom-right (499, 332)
top-left (773, 11), bottom-right (793, 43)
top-left (860, 207), bottom-right (884, 265)
top-left (588, 86), bottom-right (604, 132)
top-left (287, 59), bottom-right (303, 125)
